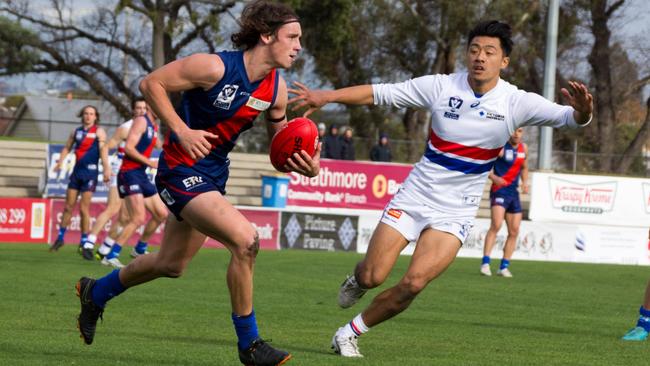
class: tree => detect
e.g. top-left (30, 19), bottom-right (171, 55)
top-left (0, 0), bottom-right (238, 120)
top-left (582, 0), bottom-right (650, 173)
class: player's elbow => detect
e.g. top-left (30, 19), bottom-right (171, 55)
top-left (139, 76), bottom-right (157, 98)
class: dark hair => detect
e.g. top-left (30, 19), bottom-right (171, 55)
top-left (131, 96), bottom-right (146, 110)
top-left (467, 20), bottom-right (513, 56)
top-left (77, 105), bottom-right (100, 124)
top-left (231, 0), bottom-right (299, 50)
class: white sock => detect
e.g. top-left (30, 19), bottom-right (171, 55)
top-left (87, 234), bottom-right (97, 245)
top-left (99, 237), bottom-right (115, 255)
top-left (341, 314), bottom-right (370, 338)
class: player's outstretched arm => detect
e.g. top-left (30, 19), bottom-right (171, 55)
top-left (560, 81), bottom-right (593, 125)
top-left (140, 53), bottom-right (222, 160)
top-left (288, 81), bottom-right (374, 117)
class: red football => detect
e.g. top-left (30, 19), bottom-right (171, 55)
top-left (269, 117), bottom-right (319, 172)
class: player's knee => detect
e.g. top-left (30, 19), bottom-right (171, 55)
top-left (158, 260), bottom-right (186, 278)
top-left (155, 208), bottom-right (168, 222)
top-left (508, 228), bottom-right (519, 237)
top-left (356, 267), bottom-right (384, 289)
top-left (79, 206), bottom-right (90, 216)
top-left (63, 203), bottom-right (74, 213)
top-left (232, 229), bottom-right (259, 260)
top-left (398, 275), bottom-right (428, 298)
top-left (132, 212), bottom-right (146, 226)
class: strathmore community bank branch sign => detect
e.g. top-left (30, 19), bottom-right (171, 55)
top-left (286, 159), bottom-right (412, 210)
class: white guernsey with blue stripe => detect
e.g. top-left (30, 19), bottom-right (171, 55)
top-left (373, 72), bottom-right (583, 218)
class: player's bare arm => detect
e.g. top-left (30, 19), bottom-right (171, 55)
top-left (140, 53), bottom-right (224, 160)
top-left (288, 81), bottom-right (374, 117)
top-left (124, 117), bottom-right (157, 169)
top-left (106, 125), bottom-right (128, 150)
top-left (55, 131), bottom-right (75, 171)
top-left (521, 144), bottom-right (529, 194)
top-left (561, 81), bottom-right (593, 125)
top-left (269, 77), bottom-right (320, 177)
top-left (97, 127), bottom-right (111, 183)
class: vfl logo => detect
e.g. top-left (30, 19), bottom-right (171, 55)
top-left (160, 189), bottom-right (175, 205)
top-left (448, 96), bottom-right (463, 110)
top-left (213, 84), bottom-right (239, 110)
top-left (147, 126), bottom-right (154, 139)
top-left (386, 208), bottom-right (402, 219)
top-left (182, 176), bottom-right (205, 189)
top-left (75, 130), bottom-right (84, 141)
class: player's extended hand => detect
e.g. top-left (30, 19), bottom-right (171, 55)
top-left (102, 170), bottom-right (111, 183)
top-left (177, 127), bottom-right (218, 160)
top-left (288, 81), bottom-right (330, 117)
top-left (561, 81), bottom-right (593, 123)
top-left (285, 142), bottom-right (321, 177)
top-left (149, 159), bottom-right (159, 169)
top-left (522, 183), bottom-right (529, 194)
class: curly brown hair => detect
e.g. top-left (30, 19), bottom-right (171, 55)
top-left (231, 0), bottom-right (299, 51)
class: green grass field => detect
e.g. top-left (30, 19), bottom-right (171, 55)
top-left (1, 243), bottom-right (649, 365)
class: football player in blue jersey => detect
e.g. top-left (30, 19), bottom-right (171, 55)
top-left (480, 128), bottom-right (529, 277)
top-left (51, 105), bottom-right (111, 252)
top-left (75, 1), bottom-right (319, 365)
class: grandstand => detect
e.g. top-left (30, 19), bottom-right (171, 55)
top-left (0, 140), bottom-right (530, 219)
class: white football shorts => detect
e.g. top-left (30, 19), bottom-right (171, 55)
top-left (379, 189), bottom-right (474, 244)
top-left (109, 155), bottom-right (122, 187)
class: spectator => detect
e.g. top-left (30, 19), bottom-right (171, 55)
top-left (318, 123), bottom-right (326, 157)
top-left (323, 123), bottom-right (341, 159)
top-left (340, 127), bottom-right (356, 160)
top-left (370, 133), bottom-right (392, 162)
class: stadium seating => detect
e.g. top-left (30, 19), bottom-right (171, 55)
top-left (0, 140), bottom-right (530, 218)
top-left (0, 140), bottom-right (47, 197)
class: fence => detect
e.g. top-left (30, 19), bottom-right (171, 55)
top-left (4, 117), bottom-right (649, 177)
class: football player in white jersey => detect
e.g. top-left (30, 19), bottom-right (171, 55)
top-left (290, 20), bottom-right (593, 358)
top-left (81, 97), bottom-right (162, 267)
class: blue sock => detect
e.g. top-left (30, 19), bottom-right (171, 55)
top-left (637, 307), bottom-right (650, 332)
top-left (232, 311), bottom-right (259, 351)
top-left (481, 256), bottom-right (491, 265)
top-left (91, 269), bottom-right (126, 308)
top-left (135, 240), bottom-right (148, 254)
top-left (80, 233), bottom-right (88, 246)
top-left (106, 243), bottom-right (122, 259)
top-left (500, 259), bottom-right (510, 270)
top-left (57, 227), bottom-right (67, 241)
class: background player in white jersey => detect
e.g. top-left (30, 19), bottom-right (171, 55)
top-left (480, 128), bottom-right (528, 277)
top-left (290, 20), bottom-right (593, 358)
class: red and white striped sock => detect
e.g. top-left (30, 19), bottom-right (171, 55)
top-left (343, 314), bottom-right (370, 337)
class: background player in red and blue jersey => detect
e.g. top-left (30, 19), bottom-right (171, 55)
top-left (51, 105), bottom-right (110, 252)
top-left (75, 2), bottom-right (320, 365)
top-left (481, 127), bottom-right (528, 277)
top-left (95, 109), bottom-right (167, 268)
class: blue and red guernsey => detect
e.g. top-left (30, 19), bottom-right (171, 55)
top-left (162, 50), bottom-right (279, 177)
top-left (72, 124), bottom-right (100, 173)
top-left (491, 142), bottom-right (526, 195)
top-left (120, 115), bottom-right (158, 172)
